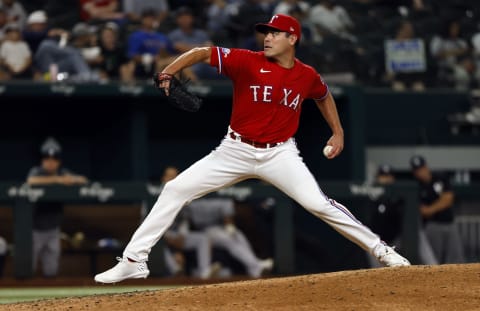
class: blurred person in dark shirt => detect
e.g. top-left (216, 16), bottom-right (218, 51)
top-left (27, 137), bottom-right (88, 278)
top-left (96, 22), bottom-right (131, 81)
top-left (410, 155), bottom-right (465, 264)
top-left (366, 164), bottom-right (438, 267)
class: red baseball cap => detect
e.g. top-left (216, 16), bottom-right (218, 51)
top-left (255, 14), bottom-right (301, 41)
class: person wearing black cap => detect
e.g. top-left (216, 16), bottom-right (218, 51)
top-left (95, 13), bottom-right (410, 284)
top-left (368, 165), bottom-right (403, 246)
top-left (366, 164), bottom-right (438, 267)
top-left (26, 137), bottom-right (88, 278)
top-left (410, 155), bottom-right (465, 264)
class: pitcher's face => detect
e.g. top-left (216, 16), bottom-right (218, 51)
top-left (263, 30), bottom-right (296, 58)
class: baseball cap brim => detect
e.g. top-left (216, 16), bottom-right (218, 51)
top-left (255, 23), bottom-right (285, 34)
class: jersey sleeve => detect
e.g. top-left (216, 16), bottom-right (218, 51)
top-left (307, 72), bottom-right (329, 100)
top-left (210, 46), bottom-right (251, 78)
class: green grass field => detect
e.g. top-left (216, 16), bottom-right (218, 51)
top-left (0, 286), bottom-right (176, 304)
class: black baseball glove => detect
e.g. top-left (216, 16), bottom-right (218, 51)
top-left (153, 72), bottom-right (203, 112)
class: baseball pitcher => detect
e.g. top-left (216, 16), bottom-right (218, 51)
top-left (95, 14), bottom-right (410, 284)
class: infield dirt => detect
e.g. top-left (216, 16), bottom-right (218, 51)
top-left (1, 263), bottom-right (479, 311)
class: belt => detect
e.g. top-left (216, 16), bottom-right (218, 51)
top-left (229, 132), bottom-right (281, 148)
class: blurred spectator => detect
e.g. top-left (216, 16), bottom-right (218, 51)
top-left (204, 0), bottom-right (242, 46)
top-left (80, 0), bottom-right (125, 24)
top-left (169, 7), bottom-right (213, 54)
top-left (70, 22), bottom-right (103, 74)
top-left (430, 19), bottom-right (470, 85)
top-left (96, 22), bottom-right (131, 81)
top-left (0, 23), bottom-right (32, 80)
top-left (0, 8), bottom-right (8, 42)
top-left (185, 197), bottom-right (274, 278)
top-left (471, 32), bottom-right (480, 86)
top-left (288, 4), bottom-right (313, 45)
top-left (226, 0), bottom-right (272, 46)
top-left (308, 0), bottom-right (355, 43)
top-left (0, 0), bottom-right (26, 29)
top-left (33, 22), bottom-right (100, 82)
top-left (23, 10), bottom-right (82, 57)
top-left (122, 0), bottom-right (170, 25)
top-left (273, 0), bottom-right (310, 15)
top-left (410, 155), bottom-right (465, 264)
top-left (168, 6), bottom-right (218, 80)
top-left (472, 32), bottom-right (480, 64)
top-left (126, 9), bottom-right (196, 82)
top-left (22, 10), bottom-right (50, 54)
top-left (384, 20), bottom-right (426, 91)
top-left (27, 137), bottom-right (88, 278)
top-left (0, 236), bottom-right (6, 278)
top-left (451, 55), bottom-right (478, 91)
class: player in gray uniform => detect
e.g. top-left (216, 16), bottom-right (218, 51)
top-left (185, 197), bottom-right (273, 278)
top-left (27, 137), bottom-right (88, 277)
top-left (159, 166), bottom-right (221, 279)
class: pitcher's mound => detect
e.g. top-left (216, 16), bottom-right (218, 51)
top-left (3, 264), bottom-right (480, 311)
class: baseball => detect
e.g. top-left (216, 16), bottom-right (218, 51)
top-left (323, 145), bottom-right (333, 157)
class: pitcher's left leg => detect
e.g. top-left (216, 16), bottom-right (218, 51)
top-left (256, 142), bottom-right (380, 252)
top-left (256, 141), bottom-right (409, 266)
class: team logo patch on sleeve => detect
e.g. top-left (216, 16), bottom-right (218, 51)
top-left (221, 47), bottom-right (231, 57)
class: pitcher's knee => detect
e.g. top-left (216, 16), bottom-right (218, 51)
top-left (298, 195), bottom-right (332, 215)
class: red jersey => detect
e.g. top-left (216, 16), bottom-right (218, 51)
top-left (210, 47), bottom-right (329, 143)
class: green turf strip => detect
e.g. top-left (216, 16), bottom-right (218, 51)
top-left (0, 286), bottom-right (176, 304)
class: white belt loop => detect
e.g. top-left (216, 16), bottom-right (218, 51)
top-left (228, 126), bottom-right (242, 142)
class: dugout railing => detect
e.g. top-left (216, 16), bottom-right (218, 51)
top-left (1, 181), bottom-right (478, 278)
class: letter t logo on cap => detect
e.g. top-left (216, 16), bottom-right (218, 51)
top-left (270, 15), bottom-right (279, 23)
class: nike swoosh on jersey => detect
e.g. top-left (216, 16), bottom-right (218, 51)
top-left (260, 68), bottom-right (271, 73)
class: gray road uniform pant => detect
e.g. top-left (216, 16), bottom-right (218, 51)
top-left (205, 226), bottom-right (265, 277)
top-left (123, 131), bottom-right (381, 264)
top-left (164, 230), bottom-right (213, 278)
top-left (425, 221), bottom-right (465, 263)
top-left (33, 227), bottom-right (60, 277)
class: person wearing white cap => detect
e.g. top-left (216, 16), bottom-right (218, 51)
top-left (23, 10), bottom-right (50, 54)
top-left (27, 10), bottom-right (47, 25)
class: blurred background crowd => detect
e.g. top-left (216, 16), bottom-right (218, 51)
top-left (0, 0), bottom-right (479, 90)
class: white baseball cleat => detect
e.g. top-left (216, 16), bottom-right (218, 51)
top-left (260, 258), bottom-right (274, 271)
top-left (199, 262), bottom-right (223, 280)
top-left (94, 257), bottom-right (149, 284)
top-left (248, 258), bottom-right (274, 278)
top-left (373, 244), bottom-right (411, 267)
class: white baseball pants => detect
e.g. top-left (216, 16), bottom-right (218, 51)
top-left (124, 131), bottom-right (381, 262)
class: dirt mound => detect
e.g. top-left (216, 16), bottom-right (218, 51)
top-left (2, 264), bottom-right (479, 311)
